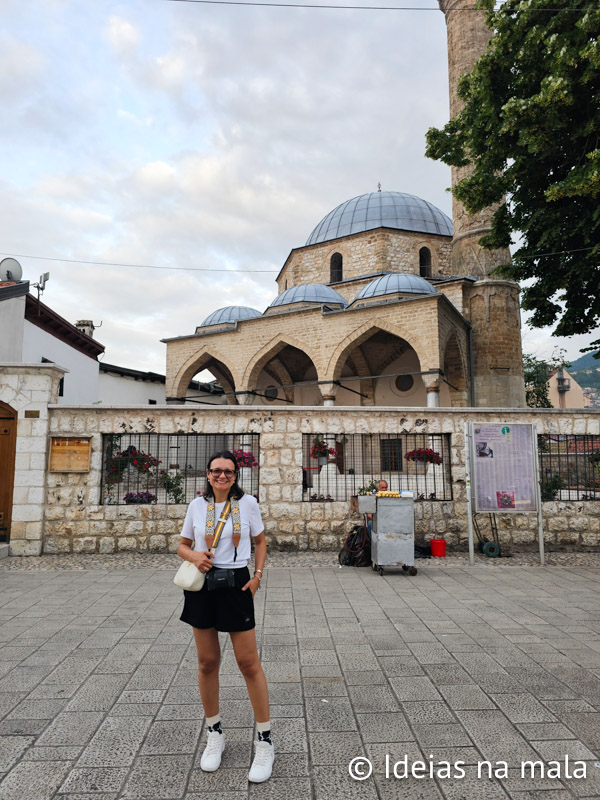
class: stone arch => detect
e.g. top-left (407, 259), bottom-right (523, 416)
top-left (326, 321), bottom-right (432, 383)
top-left (172, 348), bottom-right (239, 404)
top-left (442, 330), bottom-right (469, 406)
top-left (242, 335), bottom-right (321, 391)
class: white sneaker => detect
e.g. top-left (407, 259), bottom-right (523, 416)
top-left (248, 740), bottom-right (275, 783)
top-left (200, 730), bottom-right (225, 772)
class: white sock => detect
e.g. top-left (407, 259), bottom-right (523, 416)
top-left (257, 720), bottom-right (272, 744)
top-left (206, 714), bottom-right (221, 730)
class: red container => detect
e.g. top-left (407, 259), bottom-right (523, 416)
top-left (430, 539), bottom-right (446, 557)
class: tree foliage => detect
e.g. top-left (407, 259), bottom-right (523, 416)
top-left (426, 0), bottom-right (600, 352)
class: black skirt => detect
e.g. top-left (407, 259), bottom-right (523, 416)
top-left (180, 566), bottom-right (255, 632)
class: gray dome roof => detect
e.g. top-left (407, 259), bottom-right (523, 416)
top-left (200, 305), bottom-right (262, 327)
top-left (306, 191), bottom-right (453, 245)
top-left (269, 283), bottom-right (347, 308)
top-left (355, 273), bottom-right (439, 301)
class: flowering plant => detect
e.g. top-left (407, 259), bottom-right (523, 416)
top-left (310, 439), bottom-right (336, 459)
top-left (104, 444), bottom-right (161, 487)
top-left (405, 448), bottom-right (442, 466)
top-left (123, 491), bottom-right (157, 504)
top-left (233, 449), bottom-right (258, 468)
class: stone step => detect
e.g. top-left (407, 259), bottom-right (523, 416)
top-left (0, 543), bottom-right (9, 559)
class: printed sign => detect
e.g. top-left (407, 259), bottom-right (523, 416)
top-left (471, 424), bottom-right (538, 513)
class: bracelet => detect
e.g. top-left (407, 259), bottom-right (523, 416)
top-left (254, 568), bottom-right (263, 575)
top-left (253, 571), bottom-right (262, 581)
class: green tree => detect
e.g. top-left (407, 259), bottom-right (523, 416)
top-left (426, 0), bottom-right (600, 353)
top-left (523, 351), bottom-right (569, 407)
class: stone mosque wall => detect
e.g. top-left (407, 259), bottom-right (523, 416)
top-left (278, 228), bottom-right (453, 294)
top-left (4, 383), bottom-right (597, 555)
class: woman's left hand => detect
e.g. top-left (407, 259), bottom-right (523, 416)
top-left (242, 576), bottom-right (260, 597)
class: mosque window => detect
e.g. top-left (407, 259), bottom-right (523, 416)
top-left (330, 252), bottom-right (343, 283)
top-left (395, 374), bottom-right (414, 392)
top-left (419, 247), bottom-right (432, 277)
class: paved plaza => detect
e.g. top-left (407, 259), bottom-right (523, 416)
top-left (0, 555), bottom-right (599, 799)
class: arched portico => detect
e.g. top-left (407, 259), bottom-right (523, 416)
top-left (172, 349), bottom-right (239, 405)
top-left (442, 330), bottom-right (470, 407)
top-left (242, 336), bottom-right (321, 405)
top-left (325, 323), bottom-right (437, 407)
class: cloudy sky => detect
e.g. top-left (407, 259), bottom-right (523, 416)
top-left (2, 0), bottom-right (594, 375)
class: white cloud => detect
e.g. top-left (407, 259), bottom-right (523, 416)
top-left (0, 35), bottom-right (43, 100)
top-left (106, 15), bottom-right (140, 55)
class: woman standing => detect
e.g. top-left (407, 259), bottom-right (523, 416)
top-left (177, 450), bottom-right (274, 783)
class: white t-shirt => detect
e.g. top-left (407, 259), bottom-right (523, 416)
top-left (179, 494), bottom-right (264, 569)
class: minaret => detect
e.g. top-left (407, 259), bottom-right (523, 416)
top-left (439, 0), bottom-right (511, 276)
top-left (440, 0), bottom-right (525, 407)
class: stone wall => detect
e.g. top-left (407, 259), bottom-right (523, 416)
top-left (0, 364), bottom-right (65, 556)
top-left (31, 404), bottom-right (600, 556)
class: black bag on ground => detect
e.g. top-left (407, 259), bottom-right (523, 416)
top-left (414, 542), bottom-right (431, 559)
top-left (339, 525), bottom-right (371, 567)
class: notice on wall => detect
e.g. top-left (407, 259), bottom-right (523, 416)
top-left (49, 437), bottom-right (91, 472)
top-left (470, 424), bottom-right (538, 513)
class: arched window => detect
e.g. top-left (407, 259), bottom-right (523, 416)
top-left (330, 252), bottom-right (343, 283)
top-left (419, 247), bottom-right (432, 277)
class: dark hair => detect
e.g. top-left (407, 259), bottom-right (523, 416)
top-left (202, 450), bottom-right (245, 500)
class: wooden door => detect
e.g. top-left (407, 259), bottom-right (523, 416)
top-left (0, 402), bottom-right (17, 542)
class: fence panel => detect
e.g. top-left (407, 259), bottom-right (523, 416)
top-left (101, 434), bottom-right (260, 504)
top-left (302, 433), bottom-right (453, 501)
top-left (538, 434), bottom-right (600, 500)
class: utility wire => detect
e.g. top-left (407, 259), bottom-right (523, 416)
top-left (0, 244), bottom-right (594, 274)
top-left (0, 252), bottom-right (278, 274)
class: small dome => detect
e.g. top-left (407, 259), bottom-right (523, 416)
top-left (354, 273), bottom-right (439, 301)
top-left (200, 305), bottom-right (262, 327)
top-left (269, 283), bottom-right (347, 308)
top-left (306, 191), bottom-right (453, 245)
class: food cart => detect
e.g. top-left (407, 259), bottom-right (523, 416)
top-left (358, 493), bottom-right (417, 576)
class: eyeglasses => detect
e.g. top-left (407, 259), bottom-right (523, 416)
top-left (208, 468), bottom-right (236, 478)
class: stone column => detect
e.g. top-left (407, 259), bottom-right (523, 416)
top-left (439, 0), bottom-right (511, 277)
top-left (422, 374), bottom-right (441, 408)
top-left (319, 383), bottom-right (339, 407)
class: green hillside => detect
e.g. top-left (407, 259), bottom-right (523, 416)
top-left (568, 351), bottom-right (600, 391)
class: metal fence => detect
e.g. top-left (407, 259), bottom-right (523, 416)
top-left (302, 433), bottom-right (453, 501)
top-left (101, 434), bottom-right (260, 505)
top-left (538, 434), bottom-right (600, 500)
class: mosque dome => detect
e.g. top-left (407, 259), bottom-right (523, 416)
top-left (306, 191), bottom-right (453, 245)
top-left (200, 305), bottom-right (262, 327)
top-left (269, 283), bottom-right (348, 308)
top-left (354, 273), bottom-right (439, 301)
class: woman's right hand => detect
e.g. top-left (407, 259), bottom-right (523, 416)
top-left (192, 551), bottom-right (214, 574)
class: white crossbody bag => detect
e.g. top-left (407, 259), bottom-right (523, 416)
top-left (173, 500), bottom-right (232, 591)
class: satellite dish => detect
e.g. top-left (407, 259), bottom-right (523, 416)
top-left (0, 258), bottom-right (23, 282)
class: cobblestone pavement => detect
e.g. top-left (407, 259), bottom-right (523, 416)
top-left (0, 558), bottom-right (599, 799)
top-left (1, 549), bottom-right (600, 570)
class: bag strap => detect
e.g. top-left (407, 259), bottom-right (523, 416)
top-left (205, 500), bottom-right (232, 552)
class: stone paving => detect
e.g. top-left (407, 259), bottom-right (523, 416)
top-left (0, 556), bottom-right (599, 799)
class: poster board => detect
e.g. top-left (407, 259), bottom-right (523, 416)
top-left (470, 423), bottom-right (538, 513)
top-left (48, 437), bottom-right (92, 473)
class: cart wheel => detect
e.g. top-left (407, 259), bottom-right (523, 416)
top-left (378, 567), bottom-right (384, 576)
top-left (408, 566), bottom-right (418, 576)
top-left (371, 561), bottom-right (377, 571)
top-left (482, 541), bottom-right (500, 558)
top-left (402, 564), bottom-right (409, 572)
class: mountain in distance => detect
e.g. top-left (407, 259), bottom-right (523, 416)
top-left (567, 351), bottom-right (600, 391)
